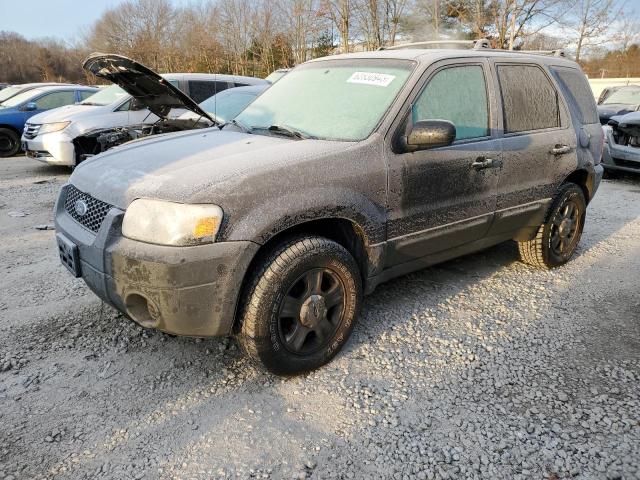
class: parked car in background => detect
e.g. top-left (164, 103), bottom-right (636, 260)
top-left (54, 47), bottom-right (603, 374)
top-left (0, 82), bottom-right (76, 105)
top-left (178, 84), bottom-right (269, 124)
top-left (265, 68), bottom-right (291, 83)
top-left (23, 54), bottom-right (269, 166)
top-left (0, 85), bottom-right (97, 157)
top-left (596, 84), bottom-right (640, 124)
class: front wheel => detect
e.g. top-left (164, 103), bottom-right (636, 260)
top-left (238, 236), bottom-right (362, 375)
top-left (0, 128), bottom-right (20, 158)
top-left (518, 183), bottom-right (586, 269)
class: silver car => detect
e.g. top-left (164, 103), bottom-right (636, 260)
top-left (602, 111), bottom-right (640, 174)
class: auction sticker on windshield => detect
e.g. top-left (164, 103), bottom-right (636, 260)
top-left (347, 72), bottom-right (396, 87)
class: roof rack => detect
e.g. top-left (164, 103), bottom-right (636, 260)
top-left (522, 49), bottom-right (566, 57)
top-left (380, 38), bottom-right (491, 51)
top-left (379, 39), bottom-right (566, 58)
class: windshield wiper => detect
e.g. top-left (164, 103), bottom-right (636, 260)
top-left (79, 102), bottom-right (104, 106)
top-left (221, 118), bottom-right (252, 133)
top-left (252, 124), bottom-right (315, 140)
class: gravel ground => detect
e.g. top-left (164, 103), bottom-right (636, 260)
top-left (0, 156), bottom-right (639, 480)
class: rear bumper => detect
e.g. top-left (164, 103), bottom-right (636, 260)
top-left (54, 184), bottom-right (259, 336)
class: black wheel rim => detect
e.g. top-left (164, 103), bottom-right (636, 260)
top-left (277, 268), bottom-right (346, 355)
top-left (550, 199), bottom-right (582, 256)
top-left (0, 134), bottom-right (16, 155)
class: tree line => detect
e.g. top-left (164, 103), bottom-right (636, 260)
top-left (1, 0), bottom-right (638, 84)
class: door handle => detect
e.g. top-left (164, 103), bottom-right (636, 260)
top-left (550, 144), bottom-right (572, 155)
top-left (471, 156), bottom-right (502, 170)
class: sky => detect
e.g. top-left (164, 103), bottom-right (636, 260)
top-left (0, 0), bottom-right (191, 43)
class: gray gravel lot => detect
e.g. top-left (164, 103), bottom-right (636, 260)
top-left (0, 156), bottom-right (639, 480)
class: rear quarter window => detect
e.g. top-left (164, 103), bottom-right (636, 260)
top-left (550, 66), bottom-right (599, 124)
top-left (497, 64), bottom-right (560, 134)
top-left (188, 81), bottom-right (229, 103)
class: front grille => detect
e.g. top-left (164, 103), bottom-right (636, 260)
top-left (23, 123), bottom-right (41, 139)
top-left (64, 186), bottom-right (113, 233)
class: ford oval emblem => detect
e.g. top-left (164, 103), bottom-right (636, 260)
top-left (74, 199), bottom-right (88, 217)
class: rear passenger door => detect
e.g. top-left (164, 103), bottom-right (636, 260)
top-left (489, 62), bottom-right (578, 237)
top-left (386, 59), bottom-right (501, 266)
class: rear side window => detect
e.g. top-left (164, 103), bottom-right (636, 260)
top-left (34, 91), bottom-right (77, 110)
top-left (551, 67), bottom-right (599, 124)
top-left (188, 81), bottom-right (229, 103)
top-left (412, 65), bottom-right (489, 141)
top-left (497, 64), bottom-right (559, 133)
top-left (78, 90), bottom-right (95, 101)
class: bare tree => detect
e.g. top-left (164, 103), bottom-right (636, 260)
top-left (279, 0), bottom-right (329, 64)
top-left (566, 0), bottom-right (621, 62)
top-left (324, 0), bottom-right (351, 52)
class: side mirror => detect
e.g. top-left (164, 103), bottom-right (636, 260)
top-left (403, 120), bottom-right (456, 152)
top-left (23, 102), bottom-right (37, 111)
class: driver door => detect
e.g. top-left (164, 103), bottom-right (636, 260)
top-left (385, 59), bottom-right (501, 266)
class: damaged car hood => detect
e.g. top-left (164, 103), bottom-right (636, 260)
top-left (70, 129), bottom-right (350, 209)
top-left (598, 104), bottom-right (639, 125)
top-left (608, 111), bottom-right (640, 138)
top-left (83, 53), bottom-right (214, 123)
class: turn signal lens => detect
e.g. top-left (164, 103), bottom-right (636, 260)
top-left (194, 217), bottom-right (220, 239)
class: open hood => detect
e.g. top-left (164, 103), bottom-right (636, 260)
top-left (83, 53), bottom-right (215, 123)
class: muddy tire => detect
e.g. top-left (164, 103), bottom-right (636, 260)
top-left (518, 183), bottom-right (586, 269)
top-left (237, 236), bottom-right (362, 375)
top-left (0, 128), bottom-right (20, 158)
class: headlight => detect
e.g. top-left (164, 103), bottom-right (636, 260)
top-left (39, 121), bottom-right (71, 134)
top-left (122, 199), bottom-right (223, 246)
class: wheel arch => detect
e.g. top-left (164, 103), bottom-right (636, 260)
top-left (562, 168), bottom-right (593, 204)
top-left (0, 124), bottom-right (22, 135)
top-left (232, 216), bottom-right (381, 333)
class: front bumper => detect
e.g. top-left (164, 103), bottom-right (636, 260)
top-left (22, 130), bottom-right (75, 166)
top-left (602, 129), bottom-right (640, 173)
top-left (54, 184), bottom-right (259, 336)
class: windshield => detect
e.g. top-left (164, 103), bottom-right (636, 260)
top-left (602, 88), bottom-right (640, 105)
top-left (198, 89), bottom-right (260, 123)
top-left (79, 84), bottom-right (128, 106)
top-left (0, 86), bottom-right (25, 103)
top-left (236, 59), bottom-right (415, 141)
top-left (1, 88), bottom-right (45, 107)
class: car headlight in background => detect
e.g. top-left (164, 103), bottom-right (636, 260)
top-left (38, 121), bottom-right (71, 134)
top-left (122, 199), bottom-right (223, 246)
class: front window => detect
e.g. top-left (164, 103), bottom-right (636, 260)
top-left (34, 91), bottom-right (76, 110)
top-left (1, 89), bottom-right (45, 108)
top-left (236, 59), bottom-right (415, 141)
top-left (602, 87), bottom-right (640, 105)
top-left (79, 85), bottom-right (128, 106)
top-left (412, 65), bottom-right (489, 141)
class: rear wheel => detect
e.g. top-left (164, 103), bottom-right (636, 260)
top-left (238, 236), bottom-right (362, 375)
top-left (518, 183), bottom-right (586, 269)
top-left (0, 128), bottom-right (20, 158)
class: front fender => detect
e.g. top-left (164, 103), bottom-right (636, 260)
top-left (222, 186), bottom-right (387, 246)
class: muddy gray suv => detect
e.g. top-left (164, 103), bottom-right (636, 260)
top-left (54, 48), bottom-right (603, 374)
